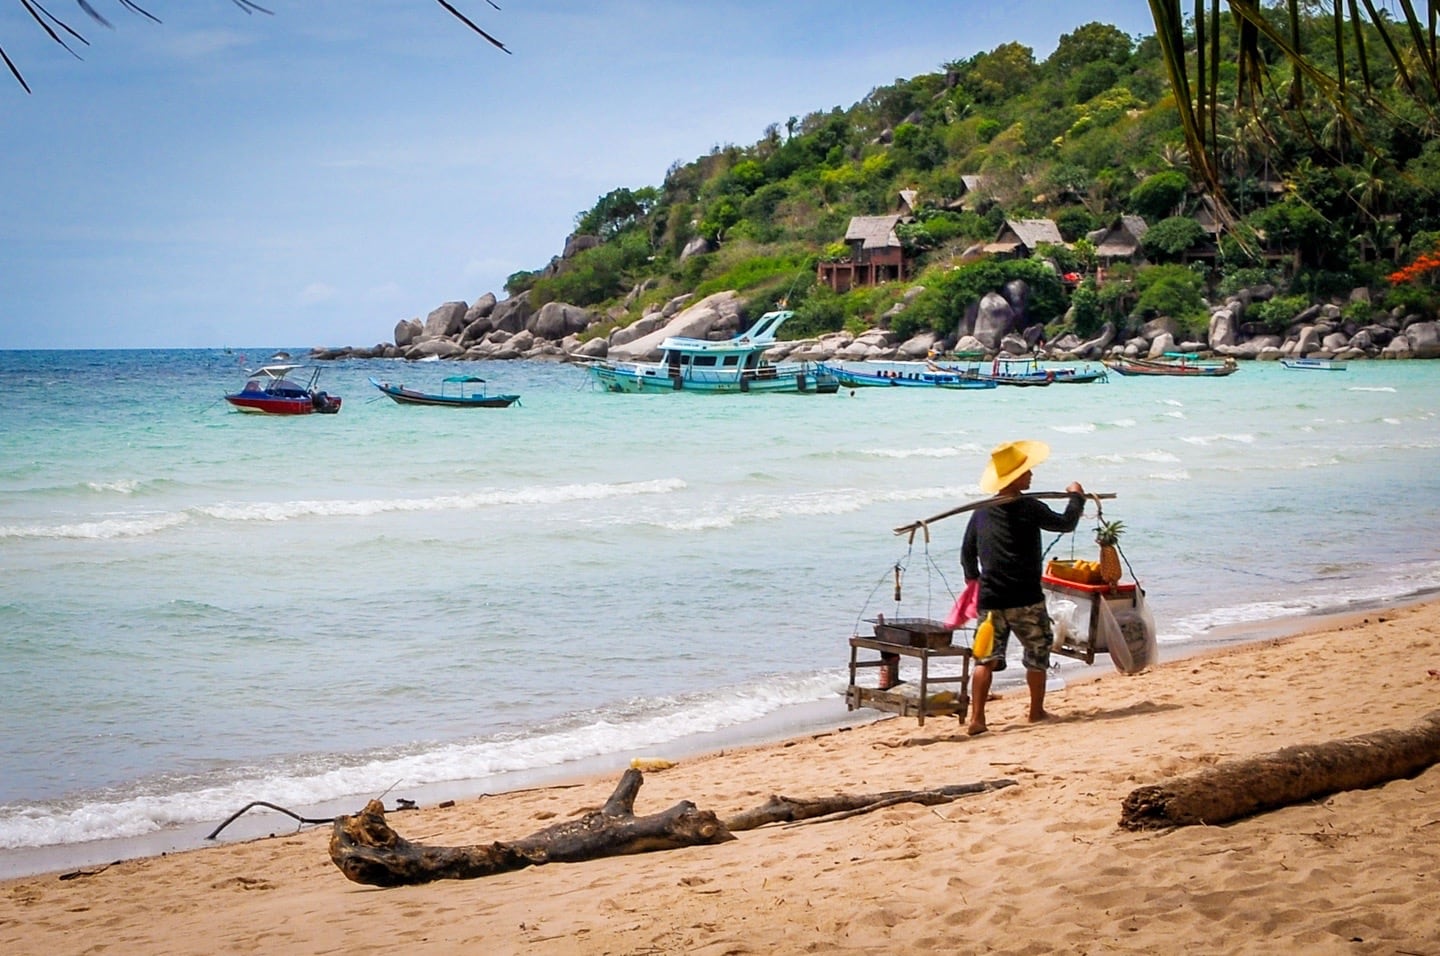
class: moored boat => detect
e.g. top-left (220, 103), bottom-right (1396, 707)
top-left (824, 361), bottom-right (997, 390)
top-left (1104, 352), bottom-right (1238, 377)
top-left (932, 356), bottom-right (1108, 386)
top-left (370, 375), bottom-right (520, 407)
top-left (1280, 357), bottom-right (1347, 371)
top-left (225, 365), bottom-right (342, 415)
top-left (587, 309), bottom-right (839, 394)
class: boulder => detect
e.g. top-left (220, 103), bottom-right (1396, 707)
top-left (1000, 279), bottom-right (1030, 319)
top-left (605, 291), bottom-right (745, 361)
top-left (660, 294), bottom-right (695, 318)
top-left (489, 293), bottom-right (534, 335)
top-left (1383, 335), bottom-right (1413, 358)
top-left (394, 317), bottom-right (422, 348)
top-left (610, 313), bottom-right (669, 348)
top-left (573, 337), bottom-right (609, 359)
top-left (1322, 331), bottom-right (1350, 352)
top-left (839, 341), bottom-right (886, 360)
top-left (970, 292), bottom-right (1017, 351)
top-left (1139, 315), bottom-right (1183, 344)
top-left (421, 302), bottom-right (468, 341)
top-left (954, 333), bottom-right (987, 355)
top-left (1406, 321), bottom-right (1440, 358)
top-left (531, 302), bottom-right (593, 340)
top-left (406, 339), bottom-right (464, 360)
top-left (896, 331), bottom-right (942, 359)
top-left (1295, 326), bottom-right (1324, 356)
top-left (1074, 322), bottom-right (1116, 359)
top-left (678, 237), bottom-right (712, 261)
top-left (1147, 332), bottom-right (1177, 358)
top-left (465, 293), bottom-right (497, 324)
top-left (999, 332), bottom-right (1030, 355)
top-left (562, 234), bottom-right (601, 259)
top-left (1208, 308), bottom-right (1237, 348)
top-left (459, 315), bottom-right (493, 346)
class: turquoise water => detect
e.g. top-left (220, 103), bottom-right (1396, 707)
top-left (2, 349), bottom-right (1438, 869)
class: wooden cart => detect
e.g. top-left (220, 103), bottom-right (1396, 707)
top-left (845, 618), bottom-right (972, 726)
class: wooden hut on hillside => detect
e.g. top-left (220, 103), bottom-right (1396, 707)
top-left (1091, 215), bottom-right (1150, 265)
top-left (945, 174), bottom-right (995, 212)
top-left (983, 219), bottom-right (1065, 259)
top-left (816, 214), bottom-right (913, 292)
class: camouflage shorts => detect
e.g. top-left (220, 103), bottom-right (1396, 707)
top-left (978, 601), bottom-right (1053, 672)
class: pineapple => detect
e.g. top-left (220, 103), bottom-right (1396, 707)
top-left (1095, 519), bottom-right (1125, 586)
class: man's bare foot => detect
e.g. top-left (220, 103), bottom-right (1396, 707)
top-left (1028, 710), bottom-right (1052, 723)
top-left (967, 722), bottom-right (988, 736)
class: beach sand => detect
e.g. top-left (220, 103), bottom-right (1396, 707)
top-left (3, 602), bottom-right (1439, 955)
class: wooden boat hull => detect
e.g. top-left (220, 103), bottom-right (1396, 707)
top-left (1105, 357), bottom-right (1238, 377)
top-left (371, 380), bottom-right (519, 407)
top-left (827, 365), bottom-right (997, 390)
top-left (590, 363), bottom-right (838, 394)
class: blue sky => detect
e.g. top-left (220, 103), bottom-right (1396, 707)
top-left (0, 1), bottom-right (1159, 349)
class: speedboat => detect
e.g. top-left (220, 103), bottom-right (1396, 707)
top-left (225, 365), bottom-right (342, 415)
top-left (587, 310), bottom-right (838, 394)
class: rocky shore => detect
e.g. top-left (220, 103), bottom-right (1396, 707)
top-left (311, 280), bottom-right (1440, 366)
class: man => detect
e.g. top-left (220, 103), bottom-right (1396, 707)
top-left (961, 440), bottom-right (1085, 736)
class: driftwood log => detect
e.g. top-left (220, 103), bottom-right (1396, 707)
top-left (331, 768), bottom-right (731, 887)
top-left (723, 779), bottom-right (1015, 831)
top-left (330, 770), bottom-right (1013, 886)
top-left (1120, 709), bottom-right (1440, 830)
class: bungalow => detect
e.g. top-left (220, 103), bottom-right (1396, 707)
top-left (983, 218), bottom-right (1066, 259)
top-left (816, 213), bottom-right (913, 292)
top-left (945, 174), bottom-right (995, 212)
top-left (1091, 215), bottom-right (1150, 265)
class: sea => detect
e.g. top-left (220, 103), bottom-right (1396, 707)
top-left (2, 349), bottom-right (1438, 878)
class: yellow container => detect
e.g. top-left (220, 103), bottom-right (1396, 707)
top-left (973, 612), bottom-right (994, 658)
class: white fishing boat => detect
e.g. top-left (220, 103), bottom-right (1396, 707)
top-left (587, 310), bottom-right (838, 394)
top-left (1280, 357), bottom-right (1347, 371)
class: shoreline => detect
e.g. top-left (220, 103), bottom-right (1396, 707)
top-left (1, 588), bottom-right (1433, 884)
top-left (3, 598), bottom-right (1439, 952)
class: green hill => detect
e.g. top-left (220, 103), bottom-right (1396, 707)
top-left (502, 17), bottom-right (1440, 345)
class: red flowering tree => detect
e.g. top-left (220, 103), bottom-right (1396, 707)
top-left (1390, 249), bottom-right (1440, 286)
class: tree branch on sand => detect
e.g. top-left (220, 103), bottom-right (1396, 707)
top-left (1119, 709), bottom-right (1440, 830)
top-left (329, 768), bottom-right (1015, 887)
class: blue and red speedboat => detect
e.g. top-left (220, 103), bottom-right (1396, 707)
top-left (225, 364), bottom-right (342, 415)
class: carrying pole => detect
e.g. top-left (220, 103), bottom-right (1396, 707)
top-left (892, 491), bottom-right (1116, 536)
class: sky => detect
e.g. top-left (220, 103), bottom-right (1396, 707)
top-left (0, 1), bottom-right (1160, 350)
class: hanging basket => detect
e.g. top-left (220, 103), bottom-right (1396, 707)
top-left (867, 617), bottom-right (954, 648)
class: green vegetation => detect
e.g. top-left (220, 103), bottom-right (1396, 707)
top-left (535, 15), bottom-right (1439, 343)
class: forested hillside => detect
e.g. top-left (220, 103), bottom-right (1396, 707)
top-left (507, 15), bottom-right (1440, 344)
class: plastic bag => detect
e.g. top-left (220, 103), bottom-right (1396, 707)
top-left (1104, 588), bottom-right (1157, 675)
top-left (944, 579), bottom-right (980, 630)
top-left (1046, 597), bottom-right (1081, 651)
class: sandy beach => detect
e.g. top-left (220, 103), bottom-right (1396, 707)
top-left (3, 601), bottom-right (1438, 955)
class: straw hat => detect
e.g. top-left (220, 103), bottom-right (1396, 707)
top-left (980, 440), bottom-right (1050, 493)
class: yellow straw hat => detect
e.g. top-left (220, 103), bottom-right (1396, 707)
top-left (980, 439), bottom-right (1050, 493)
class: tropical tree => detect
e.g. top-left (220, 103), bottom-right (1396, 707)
top-left (1147, 0), bottom-right (1440, 223)
top-left (2, 0), bottom-right (508, 92)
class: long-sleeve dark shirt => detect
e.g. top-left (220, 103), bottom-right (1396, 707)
top-left (961, 494), bottom-right (1084, 612)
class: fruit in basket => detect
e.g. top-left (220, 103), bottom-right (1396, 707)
top-left (1047, 558), bottom-right (1104, 584)
top-left (1095, 519), bottom-right (1125, 585)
